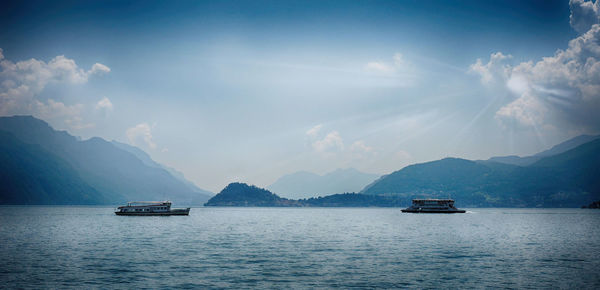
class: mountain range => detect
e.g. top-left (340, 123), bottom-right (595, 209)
top-left (267, 168), bottom-right (379, 199)
top-left (1, 115), bottom-right (598, 207)
top-left (361, 137), bottom-right (600, 207)
top-left (0, 116), bottom-right (212, 205)
top-left (485, 134), bottom-right (599, 166)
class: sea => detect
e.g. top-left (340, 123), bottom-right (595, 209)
top-left (1, 207), bottom-right (599, 289)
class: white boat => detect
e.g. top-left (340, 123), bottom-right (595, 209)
top-left (115, 201), bottom-right (190, 216)
top-left (401, 199), bottom-right (466, 213)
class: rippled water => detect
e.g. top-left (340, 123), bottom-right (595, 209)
top-left (1, 207), bottom-right (599, 288)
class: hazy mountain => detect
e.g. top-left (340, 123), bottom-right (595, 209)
top-left (111, 140), bottom-right (212, 197)
top-left (0, 116), bottom-right (212, 205)
top-left (487, 134), bottom-right (600, 166)
top-left (0, 131), bottom-right (106, 204)
top-left (361, 139), bottom-right (600, 207)
top-left (267, 168), bottom-right (380, 199)
top-left (205, 182), bottom-right (403, 207)
top-left (485, 155), bottom-right (540, 166)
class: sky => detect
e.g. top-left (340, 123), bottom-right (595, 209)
top-left (1, 0), bottom-right (599, 192)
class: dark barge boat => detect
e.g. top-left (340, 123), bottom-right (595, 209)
top-left (115, 201), bottom-right (190, 216)
top-left (401, 199), bottom-right (466, 213)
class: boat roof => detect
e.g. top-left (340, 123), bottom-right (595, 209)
top-left (412, 199), bottom-right (454, 202)
top-left (127, 201), bottom-right (171, 205)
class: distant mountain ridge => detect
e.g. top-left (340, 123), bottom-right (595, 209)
top-left (2, 115), bottom-right (598, 207)
top-left (111, 140), bottom-right (212, 197)
top-left (0, 131), bottom-right (105, 204)
top-left (361, 138), bottom-right (600, 207)
top-left (487, 134), bottom-right (600, 166)
top-left (267, 168), bottom-right (379, 199)
top-left (0, 115), bottom-right (212, 205)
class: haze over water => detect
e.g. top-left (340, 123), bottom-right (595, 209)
top-left (1, 207), bottom-right (599, 288)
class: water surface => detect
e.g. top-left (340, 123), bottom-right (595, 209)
top-left (1, 207), bottom-right (599, 288)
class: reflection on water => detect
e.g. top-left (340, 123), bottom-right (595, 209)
top-left (1, 207), bottom-right (599, 288)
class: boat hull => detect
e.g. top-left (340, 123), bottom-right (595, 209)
top-left (115, 208), bottom-right (190, 216)
top-left (401, 209), bottom-right (465, 213)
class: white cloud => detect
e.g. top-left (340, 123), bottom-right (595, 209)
top-left (0, 48), bottom-right (110, 129)
top-left (495, 91), bottom-right (548, 128)
top-left (570, 0), bottom-right (600, 33)
top-left (306, 124), bottom-right (323, 138)
top-left (469, 52), bottom-right (512, 85)
top-left (393, 53), bottom-right (404, 67)
top-left (312, 131), bottom-right (344, 153)
top-left (349, 140), bottom-right (377, 160)
top-left (90, 63), bottom-right (111, 75)
top-left (126, 123), bottom-right (157, 149)
top-left (350, 140), bottom-right (374, 153)
top-left (470, 3), bottom-right (600, 133)
top-left (365, 52), bottom-right (409, 74)
top-left (95, 96), bottom-right (113, 113)
top-left (365, 61), bottom-right (395, 73)
top-left (34, 99), bottom-right (94, 130)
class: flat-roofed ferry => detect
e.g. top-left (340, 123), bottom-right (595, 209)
top-left (401, 199), bottom-right (466, 213)
top-left (115, 201), bottom-right (190, 216)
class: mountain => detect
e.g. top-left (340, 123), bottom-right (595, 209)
top-left (0, 131), bottom-right (105, 204)
top-left (205, 182), bottom-right (301, 206)
top-left (487, 134), bottom-right (600, 166)
top-left (486, 155), bottom-right (540, 166)
top-left (0, 115), bottom-right (212, 205)
top-left (267, 168), bottom-right (380, 199)
top-left (530, 138), bottom-right (600, 195)
top-left (111, 140), bottom-right (212, 197)
top-left (361, 139), bottom-right (600, 207)
top-left (205, 182), bottom-right (403, 207)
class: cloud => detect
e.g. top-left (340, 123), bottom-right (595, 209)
top-left (470, 3), bottom-right (600, 133)
top-left (306, 124), bottom-right (322, 138)
top-left (350, 140), bottom-right (374, 154)
top-left (95, 96), bottom-right (113, 113)
top-left (469, 52), bottom-right (512, 85)
top-left (126, 123), bottom-right (157, 149)
top-left (312, 131), bottom-right (344, 153)
top-left (365, 61), bottom-right (395, 73)
top-left (34, 99), bottom-right (94, 130)
top-left (90, 63), bottom-right (111, 75)
top-left (495, 91), bottom-right (548, 128)
top-left (365, 52), bottom-right (408, 74)
top-left (570, 0), bottom-right (600, 33)
top-left (306, 125), bottom-right (345, 155)
top-left (349, 140), bottom-right (377, 160)
top-left (393, 53), bottom-right (404, 66)
top-left (0, 48), bottom-right (110, 129)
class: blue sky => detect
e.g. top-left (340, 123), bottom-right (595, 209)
top-left (1, 0), bottom-right (598, 192)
